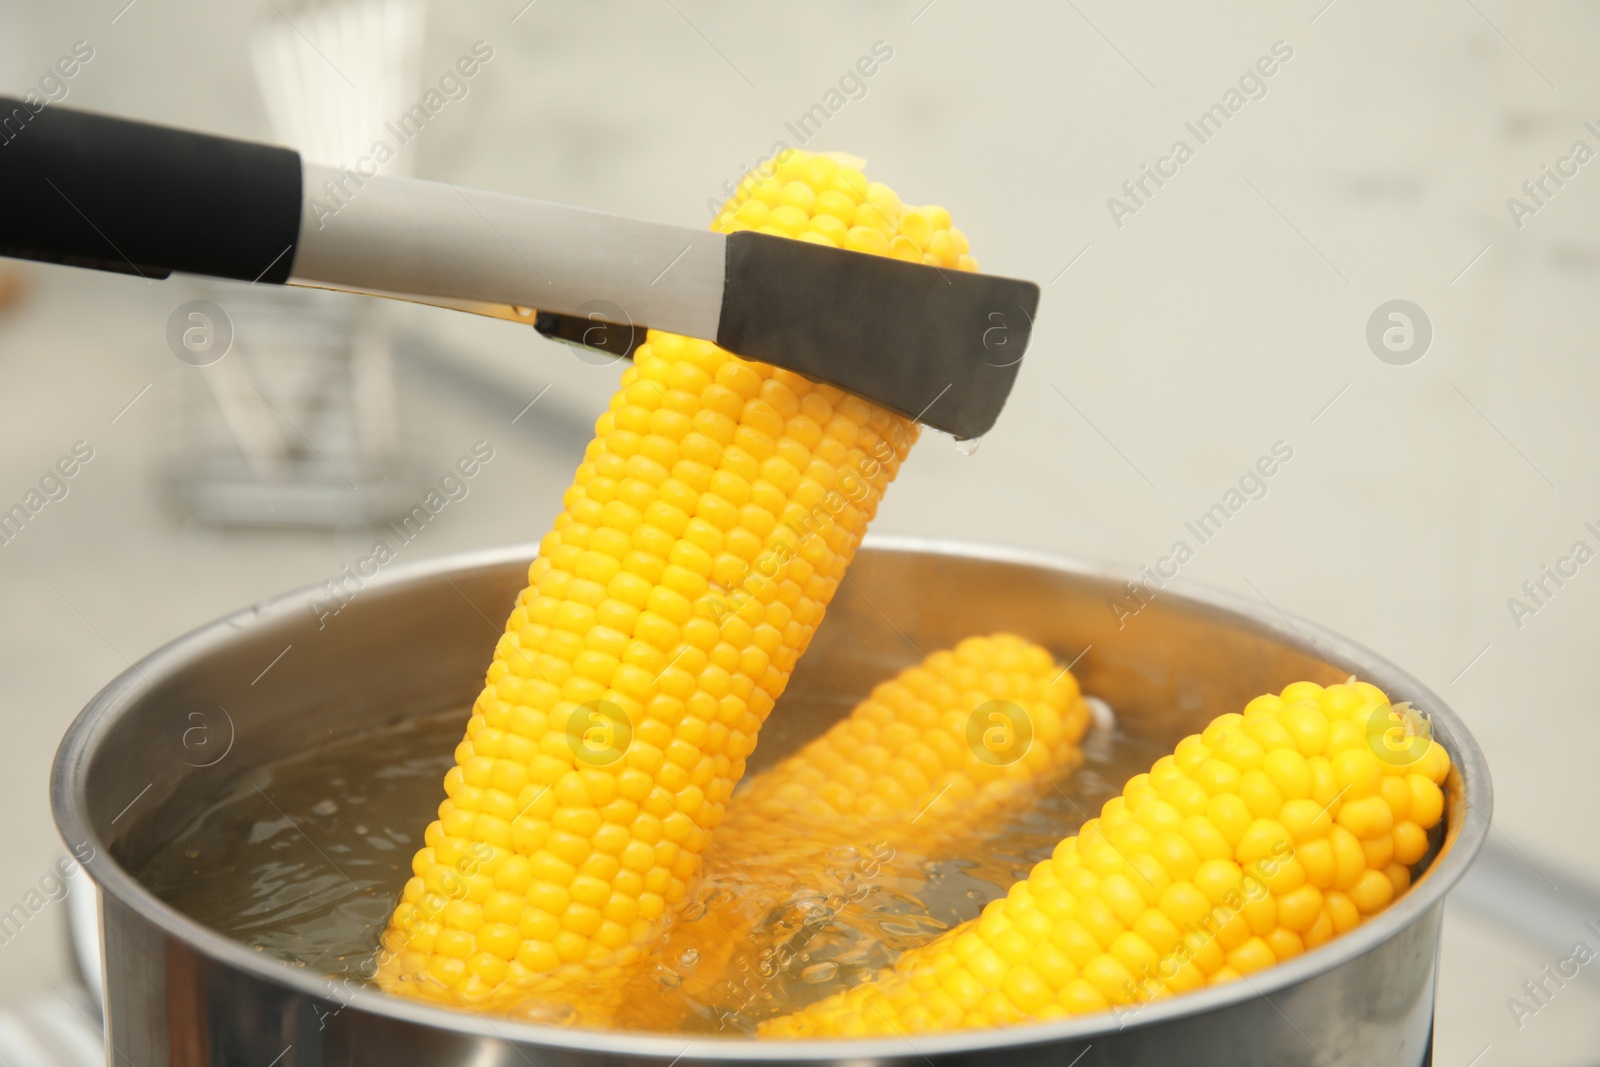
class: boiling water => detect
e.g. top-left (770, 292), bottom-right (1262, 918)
top-left (138, 702), bottom-right (1164, 1034)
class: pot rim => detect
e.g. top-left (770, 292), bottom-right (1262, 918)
top-left (51, 534), bottom-right (1492, 1059)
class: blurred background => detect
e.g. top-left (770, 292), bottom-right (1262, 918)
top-left (2, 0), bottom-right (1598, 1063)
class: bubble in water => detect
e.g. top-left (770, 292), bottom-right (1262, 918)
top-left (801, 961), bottom-right (838, 984)
top-left (954, 436), bottom-right (982, 456)
top-left (311, 799), bottom-right (338, 817)
top-left (678, 948), bottom-right (700, 968)
top-left (795, 898), bottom-right (832, 923)
top-left (680, 900), bottom-right (708, 923)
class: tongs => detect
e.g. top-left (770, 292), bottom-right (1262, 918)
top-left (0, 98), bottom-right (1039, 438)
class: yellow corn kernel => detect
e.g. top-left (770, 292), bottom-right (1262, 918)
top-left (380, 149), bottom-right (980, 1005)
top-left (760, 679), bottom-right (1451, 1037)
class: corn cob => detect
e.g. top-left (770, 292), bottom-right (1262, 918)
top-left (716, 633), bottom-right (1092, 860)
top-left (379, 150), bottom-right (979, 1003)
top-left (760, 680), bottom-right (1451, 1037)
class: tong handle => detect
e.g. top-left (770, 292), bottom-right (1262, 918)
top-left (0, 96), bottom-right (302, 283)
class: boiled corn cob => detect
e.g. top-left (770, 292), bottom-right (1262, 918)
top-left (379, 149), bottom-right (980, 1003)
top-left (761, 679), bottom-right (1451, 1037)
top-left (716, 633), bottom-right (1092, 860)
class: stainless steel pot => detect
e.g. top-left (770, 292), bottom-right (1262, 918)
top-left (52, 538), bottom-right (1491, 1066)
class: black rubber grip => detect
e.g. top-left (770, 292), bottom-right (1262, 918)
top-left (0, 98), bottom-right (302, 283)
top-left (717, 231), bottom-right (1037, 439)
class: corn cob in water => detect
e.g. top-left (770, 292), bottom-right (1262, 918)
top-left (379, 150), bottom-right (983, 1002)
top-left (762, 680), bottom-right (1451, 1037)
top-left (717, 633), bottom-right (1092, 860)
